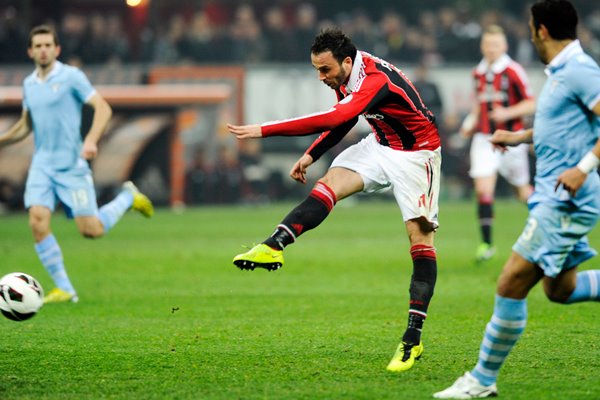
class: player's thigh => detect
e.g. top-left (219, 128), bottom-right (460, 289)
top-left (473, 175), bottom-right (497, 196)
top-left (498, 143), bottom-right (530, 187)
top-left (542, 267), bottom-right (578, 303)
top-left (319, 167), bottom-right (364, 201)
top-left (513, 202), bottom-right (598, 278)
top-left (496, 251), bottom-right (543, 298)
top-left (74, 215), bottom-right (104, 238)
top-left (383, 147), bottom-right (441, 230)
top-left (330, 135), bottom-right (386, 197)
top-left (54, 166), bottom-right (99, 217)
top-left (469, 133), bottom-right (501, 179)
top-left (24, 167), bottom-right (56, 212)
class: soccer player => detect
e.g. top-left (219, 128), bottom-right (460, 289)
top-left (228, 27), bottom-right (441, 372)
top-left (0, 25), bottom-right (154, 304)
top-left (434, 1), bottom-right (600, 397)
top-left (460, 25), bottom-right (536, 262)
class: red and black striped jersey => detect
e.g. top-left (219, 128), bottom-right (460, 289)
top-left (473, 54), bottom-right (533, 134)
top-left (261, 51), bottom-right (441, 161)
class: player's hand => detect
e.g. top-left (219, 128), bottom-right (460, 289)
top-left (81, 140), bottom-right (98, 160)
top-left (227, 123), bottom-right (262, 139)
top-left (489, 129), bottom-right (520, 152)
top-left (490, 105), bottom-right (511, 123)
top-left (289, 154), bottom-right (314, 184)
top-left (555, 167), bottom-right (587, 196)
top-left (459, 114), bottom-right (476, 138)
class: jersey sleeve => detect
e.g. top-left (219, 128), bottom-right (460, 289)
top-left (304, 117), bottom-right (359, 162)
top-left (71, 68), bottom-right (97, 104)
top-left (261, 74), bottom-right (388, 137)
top-left (508, 63), bottom-right (534, 100)
top-left (568, 55), bottom-right (600, 110)
top-left (22, 81), bottom-right (28, 111)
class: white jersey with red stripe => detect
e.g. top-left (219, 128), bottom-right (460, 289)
top-left (261, 51), bottom-right (441, 161)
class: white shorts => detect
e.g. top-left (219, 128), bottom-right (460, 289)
top-left (469, 133), bottom-right (530, 187)
top-left (331, 134), bottom-right (441, 227)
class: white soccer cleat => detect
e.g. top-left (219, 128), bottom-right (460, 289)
top-left (433, 372), bottom-right (498, 399)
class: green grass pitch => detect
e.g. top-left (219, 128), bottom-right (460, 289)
top-left (0, 200), bottom-right (598, 399)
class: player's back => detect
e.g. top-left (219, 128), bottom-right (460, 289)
top-left (358, 52), bottom-right (440, 151)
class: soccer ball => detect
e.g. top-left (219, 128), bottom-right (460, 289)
top-left (0, 272), bottom-right (44, 321)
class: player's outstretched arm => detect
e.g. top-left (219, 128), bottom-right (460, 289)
top-left (489, 128), bottom-right (533, 151)
top-left (227, 123), bottom-right (262, 139)
top-left (459, 105), bottom-right (479, 138)
top-left (555, 102), bottom-right (600, 196)
top-left (0, 109), bottom-right (32, 148)
top-left (490, 98), bottom-right (536, 123)
top-left (289, 153), bottom-right (314, 184)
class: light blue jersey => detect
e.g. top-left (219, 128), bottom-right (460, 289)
top-left (23, 61), bottom-right (98, 216)
top-left (514, 40), bottom-right (600, 276)
top-left (23, 61), bottom-right (96, 171)
top-left (530, 40), bottom-right (600, 211)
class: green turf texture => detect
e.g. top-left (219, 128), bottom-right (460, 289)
top-left (0, 200), bottom-right (598, 399)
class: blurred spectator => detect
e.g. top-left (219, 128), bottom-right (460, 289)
top-left (293, 3), bottom-right (319, 61)
top-left (150, 14), bottom-right (187, 64)
top-left (181, 11), bottom-right (219, 63)
top-left (0, 7), bottom-right (28, 63)
top-left (80, 13), bottom-right (112, 64)
top-left (58, 13), bottom-right (86, 63)
top-left (579, 26), bottom-right (600, 61)
top-left (0, 1), bottom-right (598, 66)
top-left (105, 15), bottom-right (130, 63)
top-left (238, 140), bottom-right (271, 203)
top-left (376, 11), bottom-right (406, 61)
top-left (411, 63), bottom-right (444, 122)
top-left (436, 7), bottom-right (463, 62)
top-left (511, 23), bottom-right (535, 66)
top-left (211, 145), bottom-right (245, 203)
top-left (345, 10), bottom-right (378, 53)
top-left (263, 5), bottom-right (297, 62)
top-left (228, 4), bottom-right (267, 63)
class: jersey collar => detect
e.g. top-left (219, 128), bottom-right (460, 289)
top-left (475, 53), bottom-right (511, 74)
top-left (544, 39), bottom-right (583, 76)
top-left (32, 60), bottom-right (63, 83)
top-left (345, 50), bottom-right (364, 94)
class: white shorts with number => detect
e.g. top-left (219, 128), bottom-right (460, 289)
top-left (469, 133), bottom-right (530, 187)
top-left (331, 134), bottom-right (441, 228)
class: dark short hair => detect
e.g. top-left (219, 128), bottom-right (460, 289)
top-left (531, 0), bottom-right (578, 40)
top-left (311, 27), bottom-right (357, 64)
top-left (28, 25), bottom-right (60, 48)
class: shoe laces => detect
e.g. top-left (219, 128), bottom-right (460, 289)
top-left (400, 342), bottom-right (414, 362)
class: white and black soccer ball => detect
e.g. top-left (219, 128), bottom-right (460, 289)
top-left (0, 272), bottom-right (44, 321)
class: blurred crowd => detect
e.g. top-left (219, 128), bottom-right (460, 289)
top-left (1, 1), bottom-right (599, 67)
top-left (1, 0), bottom-right (600, 207)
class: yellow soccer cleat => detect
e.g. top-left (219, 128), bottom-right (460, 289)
top-left (386, 341), bottom-right (424, 372)
top-left (43, 288), bottom-right (79, 304)
top-left (233, 243), bottom-right (284, 271)
top-left (475, 243), bottom-right (496, 263)
top-left (123, 181), bottom-right (154, 218)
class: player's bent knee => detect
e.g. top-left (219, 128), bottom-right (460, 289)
top-left (545, 290), bottom-right (570, 304)
top-left (28, 208), bottom-right (51, 240)
top-left (76, 217), bottom-right (105, 239)
top-left (79, 228), bottom-right (104, 239)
